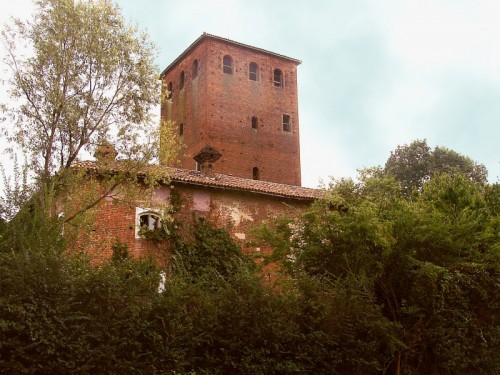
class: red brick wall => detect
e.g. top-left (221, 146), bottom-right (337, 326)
top-left (161, 36), bottom-right (302, 186)
top-left (79, 198), bottom-right (169, 266)
top-left (78, 183), bottom-right (311, 265)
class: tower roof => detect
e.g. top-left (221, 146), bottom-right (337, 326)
top-left (160, 32), bottom-right (301, 78)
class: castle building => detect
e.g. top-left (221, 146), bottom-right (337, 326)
top-left (160, 33), bottom-right (302, 186)
top-left (72, 34), bottom-right (321, 265)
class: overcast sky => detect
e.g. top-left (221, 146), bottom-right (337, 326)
top-left (1, 0), bottom-right (499, 187)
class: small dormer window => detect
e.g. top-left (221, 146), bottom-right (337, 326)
top-left (179, 123), bottom-right (184, 136)
top-left (273, 69), bottom-right (283, 87)
top-left (223, 55), bottom-right (233, 74)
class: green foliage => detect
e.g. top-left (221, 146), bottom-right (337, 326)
top-left (1, 134), bottom-right (498, 373)
top-left (0, 157), bottom-right (33, 221)
top-left (171, 219), bottom-right (255, 280)
top-left (384, 139), bottom-right (488, 195)
top-left (0, 211), bottom-right (162, 373)
top-left (0, 0), bottom-right (172, 228)
top-left (0, 209), bottom-right (405, 374)
top-left (385, 139), bottom-right (433, 195)
top-left (111, 238), bottom-right (129, 262)
top-left (258, 167), bottom-right (500, 374)
top-left (1, 0), bottom-right (160, 182)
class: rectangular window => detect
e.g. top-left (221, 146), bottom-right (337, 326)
top-left (252, 116), bottom-right (258, 129)
top-left (249, 62), bottom-right (258, 81)
top-left (282, 114), bottom-right (291, 132)
top-left (274, 69), bottom-right (283, 87)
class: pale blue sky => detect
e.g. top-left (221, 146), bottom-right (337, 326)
top-left (2, 0), bottom-right (499, 187)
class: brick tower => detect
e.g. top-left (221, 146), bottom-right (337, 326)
top-left (160, 33), bottom-right (302, 186)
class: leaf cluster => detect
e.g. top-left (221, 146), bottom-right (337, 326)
top-left (384, 139), bottom-right (488, 195)
top-left (1, 211), bottom-right (404, 374)
top-left (1, 0), bottom-right (160, 182)
top-left (256, 170), bottom-right (500, 374)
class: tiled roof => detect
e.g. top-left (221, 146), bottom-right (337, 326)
top-left (72, 161), bottom-right (324, 201)
top-left (167, 167), bottom-right (323, 200)
top-left (160, 32), bottom-right (302, 78)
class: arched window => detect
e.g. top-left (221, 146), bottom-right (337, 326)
top-left (135, 207), bottom-right (162, 238)
top-left (192, 59), bottom-right (199, 79)
top-left (139, 212), bottom-right (161, 231)
top-left (223, 55), bottom-right (233, 74)
top-left (179, 123), bottom-right (184, 136)
top-left (249, 62), bottom-right (258, 81)
top-left (253, 167), bottom-right (260, 180)
top-left (179, 71), bottom-right (185, 89)
top-left (251, 116), bottom-right (258, 129)
top-left (273, 68), bottom-right (283, 87)
top-left (166, 81), bottom-right (173, 100)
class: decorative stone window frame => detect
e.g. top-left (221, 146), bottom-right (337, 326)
top-left (135, 207), bottom-right (162, 239)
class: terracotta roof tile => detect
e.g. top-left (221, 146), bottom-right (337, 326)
top-left (72, 161), bottom-right (323, 201)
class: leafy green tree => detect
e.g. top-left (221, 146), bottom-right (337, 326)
top-left (0, 205), bottom-right (163, 373)
top-left (384, 139), bottom-right (487, 195)
top-left (1, 0), bottom-right (160, 209)
top-left (258, 164), bottom-right (499, 374)
top-left (384, 139), bottom-right (433, 195)
top-left (433, 146), bottom-right (488, 182)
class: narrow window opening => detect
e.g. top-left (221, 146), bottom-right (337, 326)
top-left (192, 59), bottom-right (198, 79)
top-left (251, 116), bottom-right (258, 129)
top-left (179, 123), bottom-right (184, 136)
top-left (179, 71), bottom-right (185, 89)
top-left (223, 55), bottom-right (233, 74)
top-left (167, 81), bottom-right (173, 99)
top-left (274, 69), bottom-right (283, 87)
top-left (283, 114), bottom-right (291, 132)
top-left (249, 62), bottom-right (258, 81)
top-left (253, 167), bottom-right (260, 180)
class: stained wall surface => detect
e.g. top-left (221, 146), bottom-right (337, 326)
top-left (81, 183), bottom-right (311, 266)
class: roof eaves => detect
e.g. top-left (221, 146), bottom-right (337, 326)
top-left (169, 178), bottom-right (320, 201)
top-left (71, 161), bottom-right (322, 201)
